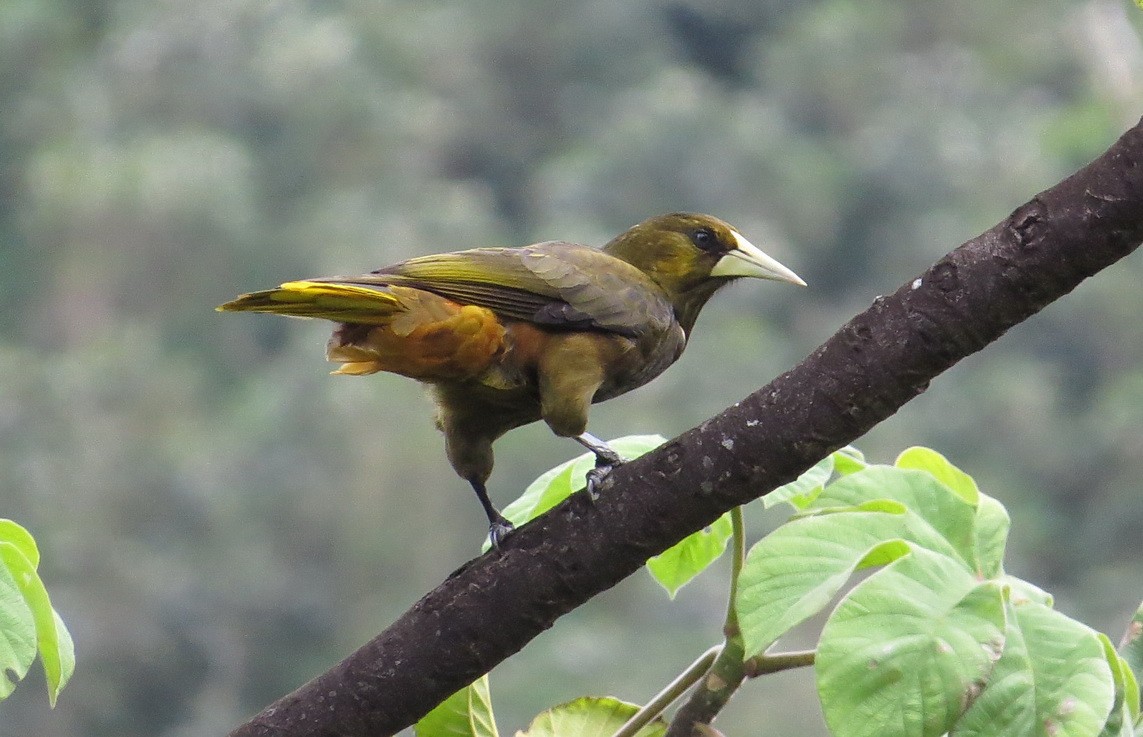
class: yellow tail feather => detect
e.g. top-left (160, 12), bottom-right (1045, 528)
top-left (216, 280), bottom-right (403, 324)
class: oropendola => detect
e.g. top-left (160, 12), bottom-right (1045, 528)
top-left (219, 213), bottom-right (804, 545)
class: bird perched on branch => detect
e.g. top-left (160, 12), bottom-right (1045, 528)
top-left (219, 213), bottom-right (804, 545)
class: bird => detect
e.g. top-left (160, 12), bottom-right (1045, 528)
top-left (218, 213), bottom-right (804, 545)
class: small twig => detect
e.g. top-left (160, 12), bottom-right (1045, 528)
top-left (745, 649), bottom-right (816, 677)
top-left (663, 632), bottom-right (745, 737)
top-left (663, 507), bottom-right (750, 737)
top-left (723, 507), bottom-right (746, 636)
top-left (612, 646), bottom-right (722, 737)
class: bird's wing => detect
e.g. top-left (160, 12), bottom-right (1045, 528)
top-left (312, 242), bottom-right (676, 337)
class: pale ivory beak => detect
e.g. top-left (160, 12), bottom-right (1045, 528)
top-left (710, 231), bottom-right (806, 286)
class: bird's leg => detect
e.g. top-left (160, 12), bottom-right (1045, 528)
top-left (469, 478), bottom-right (514, 548)
top-left (577, 431), bottom-right (624, 466)
top-left (535, 336), bottom-right (624, 499)
top-left (575, 432), bottom-right (625, 499)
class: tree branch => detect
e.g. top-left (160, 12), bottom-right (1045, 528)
top-left (229, 117), bottom-right (1143, 737)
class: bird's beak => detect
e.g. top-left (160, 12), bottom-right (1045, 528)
top-left (711, 231), bottom-right (806, 286)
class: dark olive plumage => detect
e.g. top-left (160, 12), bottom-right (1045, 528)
top-left (219, 213), bottom-right (804, 544)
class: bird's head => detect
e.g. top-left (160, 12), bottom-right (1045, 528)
top-left (603, 212), bottom-right (804, 333)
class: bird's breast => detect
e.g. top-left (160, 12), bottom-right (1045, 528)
top-left (590, 322), bottom-right (687, 403)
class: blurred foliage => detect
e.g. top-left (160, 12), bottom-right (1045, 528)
top-left (0, 0), bottom-right (1141, 735)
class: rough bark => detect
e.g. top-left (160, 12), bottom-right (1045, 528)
top-left (229, 117), bottom-right (1143, 737)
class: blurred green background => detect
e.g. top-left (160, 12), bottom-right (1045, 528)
top-left (2, 0), bottom-right (1142, 734)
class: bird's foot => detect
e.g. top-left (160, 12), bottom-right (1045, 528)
top-left (488, 516), bottom-right (515, 549)
top-left (583, 463), bottom-right (613, 500)
top-left (575, 432), bottom-right (627, 500)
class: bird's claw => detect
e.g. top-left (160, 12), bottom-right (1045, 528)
top-left (584, 457), bottom-right (624, 500)
top-left (573, 433), bottom-right (626, 500)
top-left (488, 517), bottom-right (515, 549)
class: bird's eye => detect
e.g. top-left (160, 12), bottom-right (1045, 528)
top-left (690, 228), bottom-right (719, 252)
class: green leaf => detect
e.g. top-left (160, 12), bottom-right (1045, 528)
top-left (415, 675), bottom-right (498, 737)
top-left (0, 544), bottom-right (37, 700)
top-left (736, 504), bottom-right (911, 658)
top-left (499, 454), bottom-right (593, 529)
top-left (485, 435), bottom-right (669, 550)
top-left (763, 453), bottom-right (834, 509)
top-left (762, 446), bottom-right (869, 510)
top-left (739, 448), bottom-right (1119, 737)
top-left (646, 513), bottom-right (732, 597)
top-left (816, 547), bottom-right (1007, 737)
top-left (832, 446), bottom-right (867, 476)
top-left (1120, 655), bottom-right (1139, 725)
top-left (1008, 600), bottom-right (1114, 737)
top-left (0, 540), bottom-right (73, 705)
top-left (1096, 633), bottom-right (1139, 737)
top-left (957, 597), bottom-right (1115, 737)
top-left (971, 495), bottom-right (1010, 579)
top-left (47, 609), bottom-right (74, 706)
top-left (936, 600), bottom-right (1126, 737)
top-left (891, 448), bottom-right (1009, 577)
top-left (811, 466), bottom-right (979, 570)
top-left (895, 446), bottom-right (980, 505)
top-left (952, 602), bottom-right (1036, 737)
top-left (1004, 576), bottom-right (1054, 608)
top-left (517, 696), bottom-right (665, 737)
top-left (499, 435), bottom-right (667, 527)
top-left (0, 520), bottom-right (40, 569)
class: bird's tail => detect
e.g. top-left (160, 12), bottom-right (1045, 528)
top-left (216, 280), bottom-right (405, 325)
top-left (219, 280), bottom-right (507, 379)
